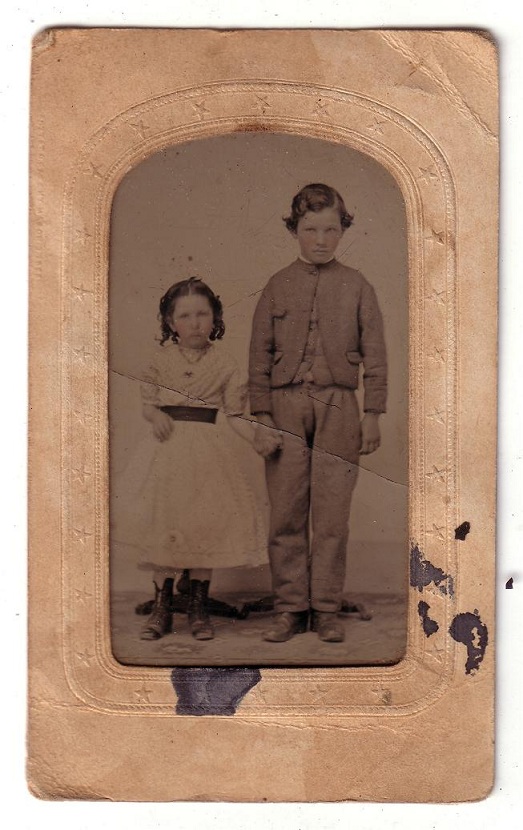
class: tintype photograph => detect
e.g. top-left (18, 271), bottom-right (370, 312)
top-left (28, 28), bottom-right (497, 802)
top-left (109, 132), bottom-right (408, 666)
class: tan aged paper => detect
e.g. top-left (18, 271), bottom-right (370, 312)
top-left (28, 29), bottom-right (497, 801)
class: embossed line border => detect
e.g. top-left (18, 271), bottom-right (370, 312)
top-left (60, 80), bottom-right (459, 717)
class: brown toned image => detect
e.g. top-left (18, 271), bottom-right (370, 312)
top-left (109, 135), bottom-right (408, 667)
top-left (29, 29), bottom-right (497, 802)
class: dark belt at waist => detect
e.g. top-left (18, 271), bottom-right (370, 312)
top-left (160, 406), bottom-right (218, 424)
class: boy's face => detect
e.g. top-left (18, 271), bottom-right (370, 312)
top-left (294, 207), bottom-right (344, 265)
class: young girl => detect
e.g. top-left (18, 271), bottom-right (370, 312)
top-left (116, 277), bottom-right (267, 642)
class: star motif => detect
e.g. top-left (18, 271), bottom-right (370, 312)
top-left (425, 640), bottom-right (446, 667)
top-left (310, 685), bottom-right (331, 705)
top-left (253, 685), bottom-right (270, 704)
top-left (88, 161), bottom-right (104, 179)
top-left (426, 465), bottom-right (446, 483)
top-left (426, 409), bottom-right (445, 425)
top-left (367, 120), bottom-right (387, 135)
top-left (74, 587), bottom-right (93, 604)
top-left (425, 522), bottom-right (446, 542)
top-left (73, 346), bottom-right (92, 363)
top-left (429, 346), bottom-right (446, 363)
top-left (255, 94), bottom-right (271, 113)
top-left (74, 226), bottom-right (92, 245)
top-left (72, 465), bottom-right (92, 485)
top-left (72, 285), bottom-right (93, 302)
top-left (407, 59), bottom-right (425, 77)
top-left (73, 410), bottom-right (93, 426)
top-left (134, 683), bottom-right (152, 703)
top-left (192, 99), bottom-right (210, 120)
top-left (313, 99), bottom-right (331, 118)
top-left (424, 228), bottom-right (445, 245)
top-left (425, 287), bottom-right (446, 305)
top-left (73, 526), bottom-right (93, 545)
top-left (418, 166), bottom-right (438, 185)
top-left (183, 370), bottom-right (194, 378)
top-left (371, 687), bottom-right (392, 705)
top-left (76, 649), bottom-right (95, 667)
top-left (129, 119), bottom-right (149, 139)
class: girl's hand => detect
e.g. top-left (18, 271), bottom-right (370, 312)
top-left (253, 416), bottom-right (283, 459)
top-left (151, 410), bottom-right (174, 442)
top-left (360, 412), bottom-right (381, 455)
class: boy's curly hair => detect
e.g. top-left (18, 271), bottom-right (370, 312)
top-left (284, 183), bottom-right (354, 233)
top-left (158, 277), bottom-right (225, 345)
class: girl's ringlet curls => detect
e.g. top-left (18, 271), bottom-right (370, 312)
top-left (159, 277), bottom-right (225, 345)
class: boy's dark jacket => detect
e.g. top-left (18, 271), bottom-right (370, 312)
top-left (249, 257), bottom-right (387, 414)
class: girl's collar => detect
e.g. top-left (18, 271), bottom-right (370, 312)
top-left (177, 342), bottom-right (213, 362)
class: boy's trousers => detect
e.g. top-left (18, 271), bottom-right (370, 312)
top-left (265, 384), bottom-right (361, 613)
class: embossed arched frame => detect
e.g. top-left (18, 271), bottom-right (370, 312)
top-left (62, 81), bottom-right (457, 716)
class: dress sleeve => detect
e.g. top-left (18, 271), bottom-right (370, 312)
top-left (140, 351), bottom-right (162, 407)
top-left (222, 361), bottom-right (249, 416)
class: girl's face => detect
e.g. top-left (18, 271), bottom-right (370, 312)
top-left (294, 206), bottom-right (343, 265)
top-left (170, 293), bottom-right (214, 348)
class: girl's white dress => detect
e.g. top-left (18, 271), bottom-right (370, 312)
top-left (112, 341), bottom-right (268, 572)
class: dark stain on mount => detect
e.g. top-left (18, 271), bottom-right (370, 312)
top-left (410, 545), bottom-right (455, 597)
top-left (449, 610), bottom-right (488, 675)
top-left (454, 521), bottom-right (471, 541)
top-left (417, 600), bottom-right (439, 637)
top-left (171, 667), bottom-right (261, 715)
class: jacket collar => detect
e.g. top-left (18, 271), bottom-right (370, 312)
top-left (294, 257), bottom-right (338, 275)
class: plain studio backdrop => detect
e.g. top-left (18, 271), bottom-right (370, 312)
top-left (109, 131), bottom-right (408, 601)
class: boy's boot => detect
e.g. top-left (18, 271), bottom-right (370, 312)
top-left (310, 610), bottom-right (345, 642)
top-left (140, 578), bottom-right (174, 640)
top-left (188, 579), bottom-right (215, 640)
top-left (263, 610), bottom-right (309, 642)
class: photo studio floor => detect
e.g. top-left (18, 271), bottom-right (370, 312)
top-left (111, 590), bottom-right (408, 667)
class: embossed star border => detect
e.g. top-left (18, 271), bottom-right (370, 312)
top-left (59, 77), bottom-right (463, 718)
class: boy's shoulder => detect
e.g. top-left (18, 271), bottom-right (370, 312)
top-left (330, 260), bottom-right (368, 285)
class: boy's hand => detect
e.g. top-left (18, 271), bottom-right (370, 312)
top-left (360, 412), bottom-right (381, 455)
top-left (151, 410), bottom-right (174, 442)
top-left (253, 414), bottom-right (283, 459)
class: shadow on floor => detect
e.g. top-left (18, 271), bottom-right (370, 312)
top-left (111, 590), bottom-right (408, 667)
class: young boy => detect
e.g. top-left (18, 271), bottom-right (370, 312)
top-left (249, 183), bottom-right (387, 643)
